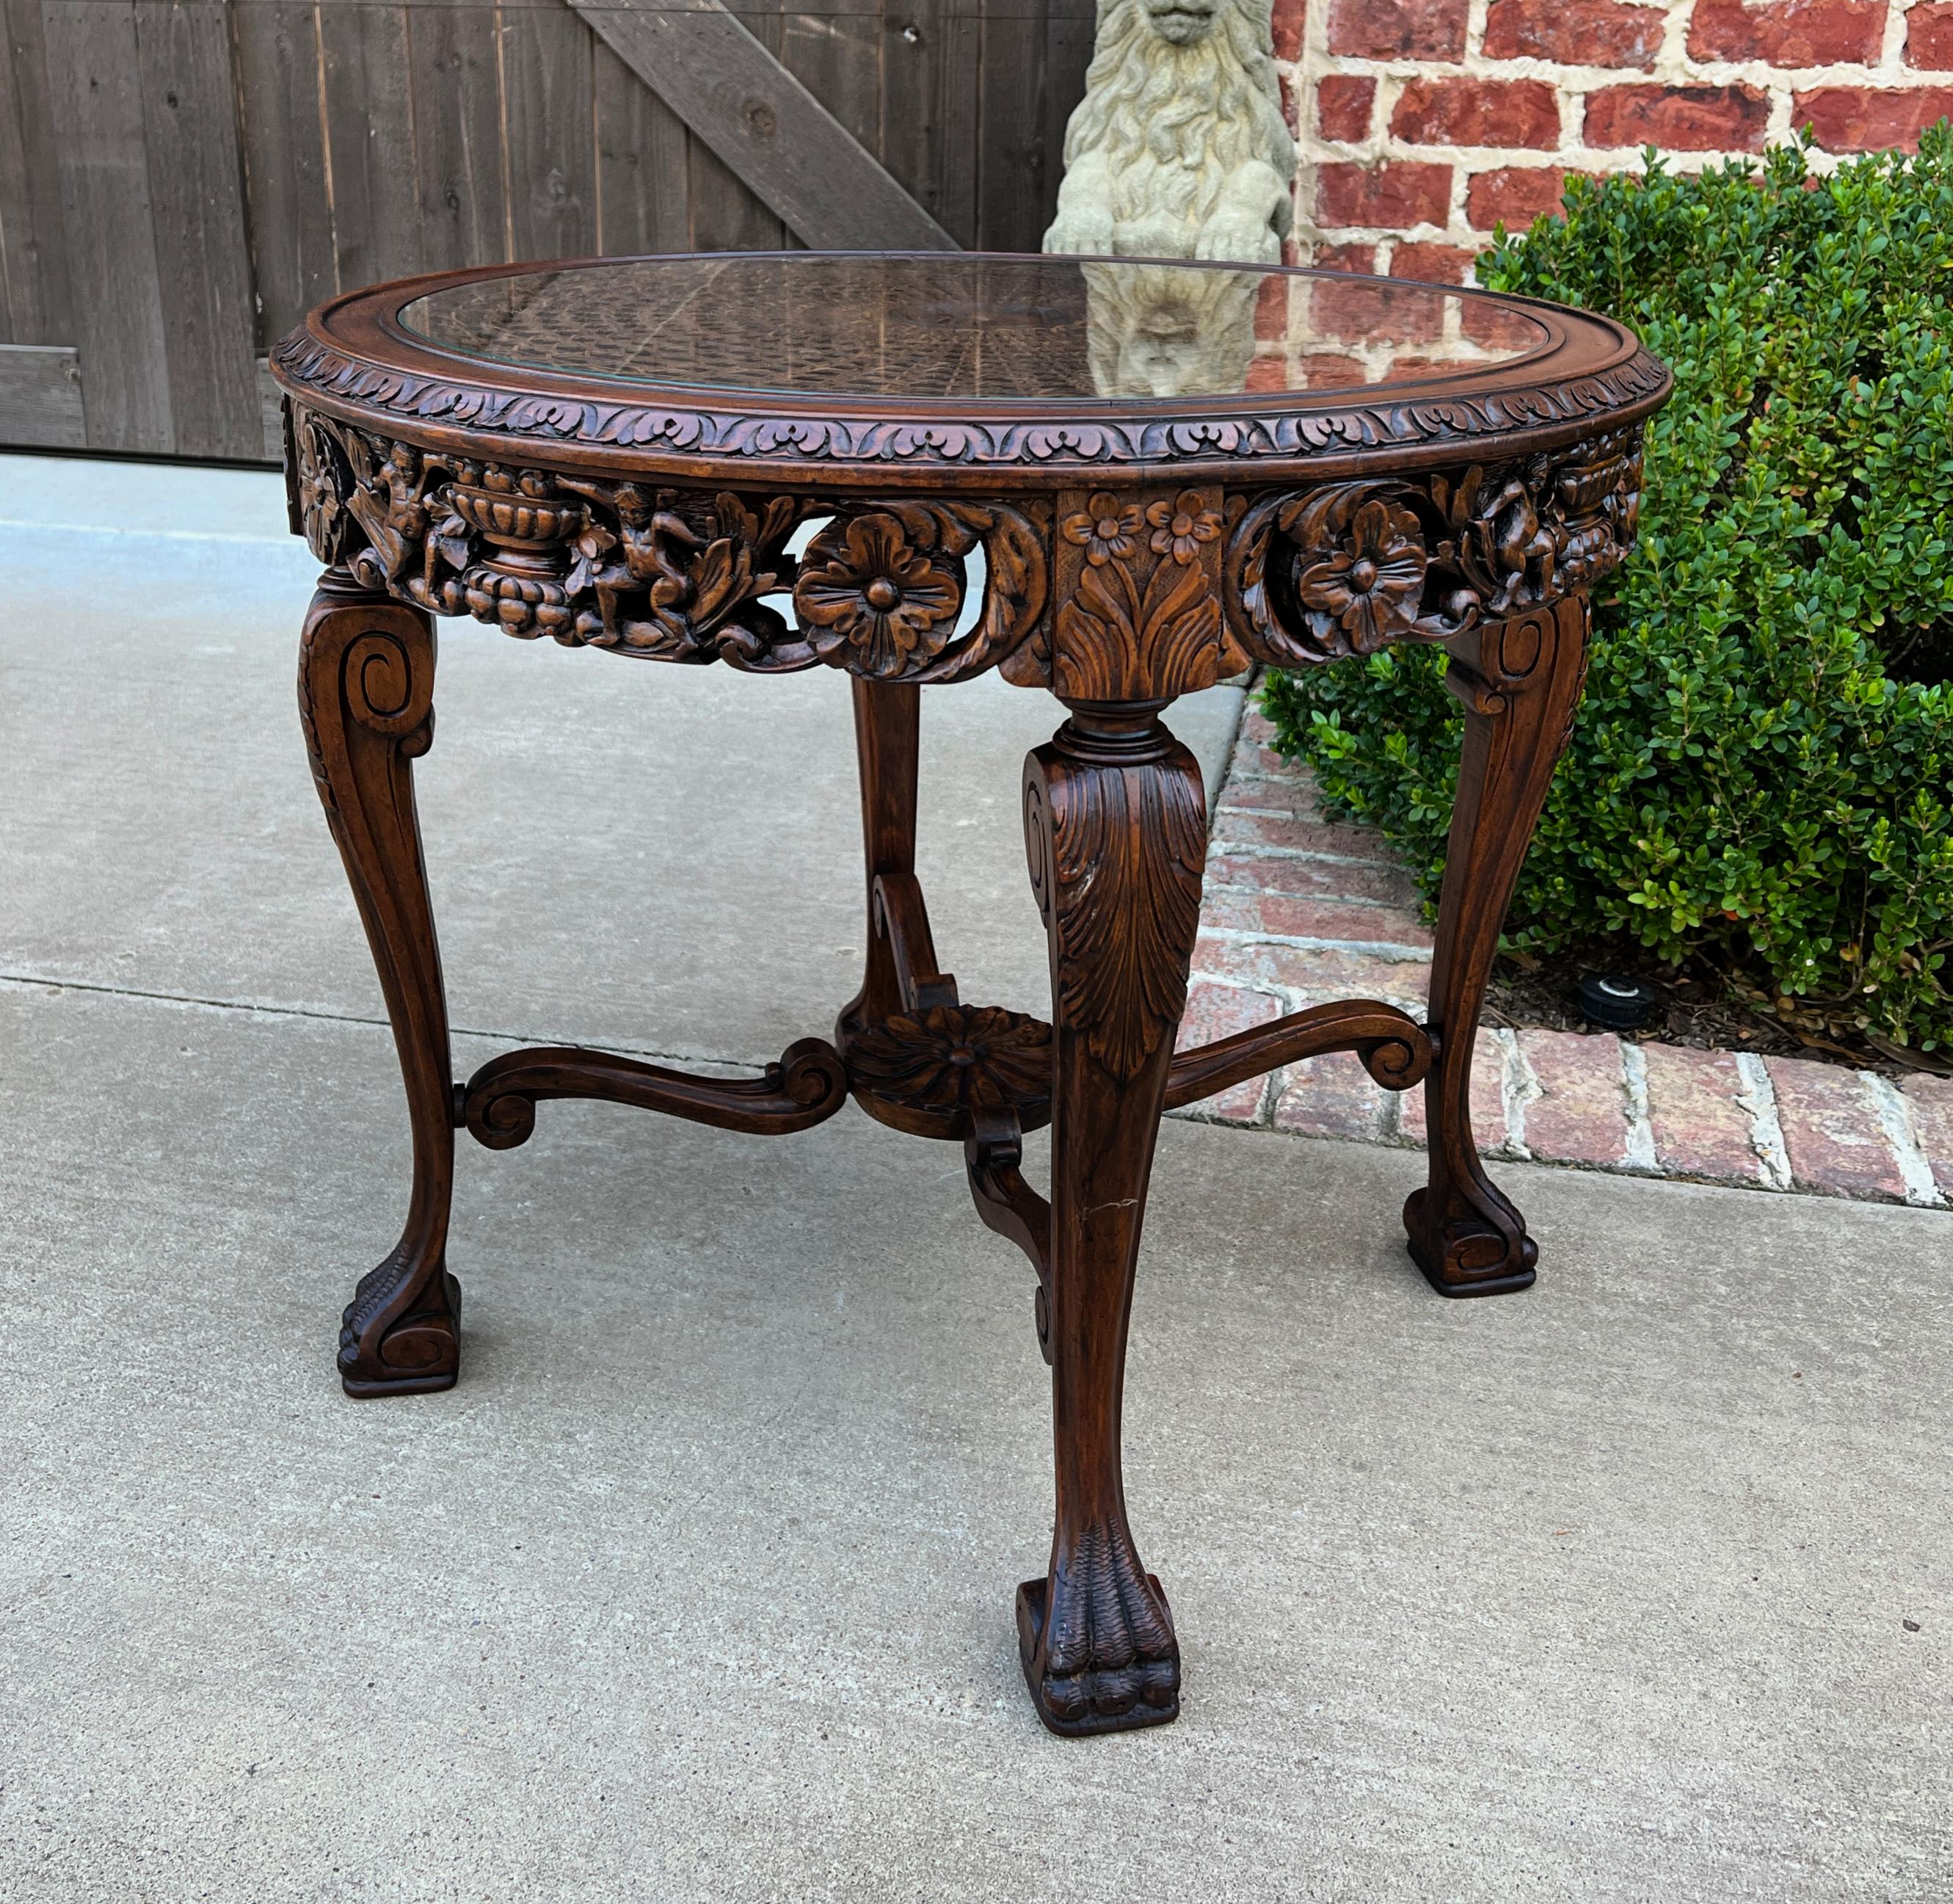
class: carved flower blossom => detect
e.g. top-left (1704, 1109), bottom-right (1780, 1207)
top-left (846, 1005), bottom-right (1052, 1115)
top-left (1146, 491), bottom-right (1223, 564)
top-left (295, 418), bottom-right (346, 559)
top-left (794, 512), bottom-right (960, 677)
top-left (1062, 494), bottom-right (1144, 567)
top-left (1297, 498), bottom-right (1428, 653)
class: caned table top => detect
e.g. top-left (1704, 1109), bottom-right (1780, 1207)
top-left (271, 252), bottom-right (1669, 491)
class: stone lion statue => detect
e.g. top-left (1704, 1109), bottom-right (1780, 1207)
top-left (1044, 0), bottom-right (1295, 265)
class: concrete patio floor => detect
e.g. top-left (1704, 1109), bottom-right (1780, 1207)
top-left (1, 457), bottom-right (1949, 1902)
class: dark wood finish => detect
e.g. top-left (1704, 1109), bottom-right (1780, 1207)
top-left (840, 679), bottom-right (923, 1033)
top-left (274, 258), bottom-right (1664, 493)
top-left (1405, 597), bottom-right (1591, 1296)
top-left (461, 1039), bottom-right (849, 1149)
top-left (1163, 998), bottom-right (1433, 1113)
top-left (297, 567), bottom-right (459, 1398)
top-left (1016, 704), bottom-right (1207, 1734)
top-left (273, 252), bottom-right (1669, 1734)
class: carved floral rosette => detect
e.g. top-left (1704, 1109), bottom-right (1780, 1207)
top-left (287, 403), bottom-right (1052, 683)
top-left (288, 399), bottom-right (1645, 688)
top-left (1223, 424), bottom-right (1645, 668)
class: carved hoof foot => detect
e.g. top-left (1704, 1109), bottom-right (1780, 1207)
top-left (338, 1258), bottom-right (462, 1398)
top-left (1402, 1186), bottom-right (1538, 1298)
top-left (1016, 1547), bottom-right (1181, 1737)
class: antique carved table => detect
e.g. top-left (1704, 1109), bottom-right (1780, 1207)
top-left (273, 252), bottom-right (1668, 1738)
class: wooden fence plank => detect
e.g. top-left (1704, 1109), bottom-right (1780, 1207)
top-left (501, 0), bottom-right (597, 260)
top-left (408, 0), bottom-right (509, 273)
top-left (975, 0), bottom-right (1050, 251)
top-left (256, 354), bottom-right (283, 460)
top-left (1044, 0), bottom-right (1093, 239)
top-left (232, 1), bottom-right (333, 349)
top-left (0, 339), bottom-right (82, 445)
top-left (688, 0), bottom-right (785, 250)
top-left (317, 0), bottom-right (423, 297)
top-left (879, 0), bottom-right (979, 248)
top-left (0, 0), bottom-right (74, 343)
top-left (134, 0), bottom-right (261, 458)
top-left (781, 0), bottom-right (879, 154)
top-left (592, 35), bottom-right (694, 253)
top-left (566, 0), bottom-right (954, 250)
top-left (40, 0), bottom-right (173, 449)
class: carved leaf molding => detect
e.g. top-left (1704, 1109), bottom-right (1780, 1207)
top-left (274, 330), bottom-right (1669, 469)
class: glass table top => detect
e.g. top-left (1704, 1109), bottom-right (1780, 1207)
top-left (398, 255), bottom-right (1549, 404)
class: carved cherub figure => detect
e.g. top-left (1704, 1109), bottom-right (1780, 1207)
top-left (1044, 0), bottom-right (1296, 266)
top-left (345, 437), bottom-right (432, 585)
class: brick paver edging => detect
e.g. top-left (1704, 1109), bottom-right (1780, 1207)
top-left (1170, 708), bottom-right (1952, 1211)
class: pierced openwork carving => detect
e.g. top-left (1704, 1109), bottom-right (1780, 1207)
top-left (289, 404), bottom-right (1052, 683)
top-left (1225, 425), bottom-right (1645, 666)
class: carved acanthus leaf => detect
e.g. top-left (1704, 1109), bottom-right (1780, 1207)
top-left (1046, 758), bottom-right (1208, 1082)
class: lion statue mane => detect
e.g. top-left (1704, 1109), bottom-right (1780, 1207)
top-left (1043, 0), bottom-right (1296, 266)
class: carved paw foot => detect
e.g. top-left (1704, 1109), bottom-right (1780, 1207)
top-left (337, 1251), bottom-right (463, 1398)
top-left (1016, 1525), bottom-right (1180, 1737)
top-left (1403, 1185), bottom-right (1538, 1298)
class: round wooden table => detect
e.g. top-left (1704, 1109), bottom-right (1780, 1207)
top-left (273, 252), bottom-right (1670, 1738)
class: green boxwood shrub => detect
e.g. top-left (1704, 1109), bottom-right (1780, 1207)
top-left (1264, 131), bottom-right (1953, 1052)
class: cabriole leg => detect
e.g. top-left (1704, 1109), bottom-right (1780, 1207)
top-left (1016, 701), bottom-right (1207, 1736)
top-left (299, 567), bottom-right (460, 1395)
top-left (1405, 597), bottom-right (1590, 1297)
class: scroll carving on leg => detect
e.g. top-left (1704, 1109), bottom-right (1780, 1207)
top-left (1016, 703), bottom-right (1207, 1736)
top-left (298, 567), bottom-right (460, 1395)
top-left (1403, 596), bottom-right (1592, 1295)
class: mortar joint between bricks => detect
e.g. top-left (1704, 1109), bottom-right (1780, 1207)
top-left (1497, 1026), bottom-right (1535, 1160)
top-left (1733, 1051), bottom-right (1794, 1193)
top-left (1619, 1039), bottom-right (1659, 1175)
top-left (1863, 1072), bottom-right (1948, 1210)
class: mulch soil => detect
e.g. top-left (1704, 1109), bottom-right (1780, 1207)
top-left (1483, 942), bottom-right (1953, 1083)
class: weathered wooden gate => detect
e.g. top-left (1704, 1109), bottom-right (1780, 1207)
top-left (0, 0), bottom-right (1087, 459)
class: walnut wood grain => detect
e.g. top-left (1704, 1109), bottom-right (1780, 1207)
top-left (274, 252), bottom-right (1672, 1740)
top-left (298, 568), bottom-right (460, 1398)
top-left (1403, 597), bottom-right (1591, 1296)
top-left (1016, 702), bottom-right (1207, 1736)
top-left (460, 1039), bottom-right (848, 1149)
top-left (1163, 998), bottom-right (1433, 1112)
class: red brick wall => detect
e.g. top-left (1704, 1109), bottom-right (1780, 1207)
top-left (1268, 0), bottom-right (1953, 283)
